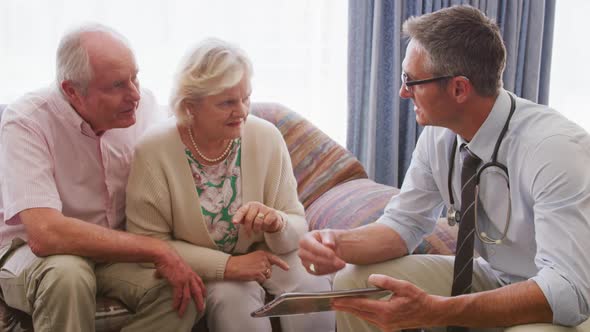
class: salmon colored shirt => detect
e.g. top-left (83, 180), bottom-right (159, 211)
top-left (0, 86), bottom-right (163, 246)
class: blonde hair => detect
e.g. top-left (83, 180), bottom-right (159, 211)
top-left (170, 38), bottom-right (253, 124)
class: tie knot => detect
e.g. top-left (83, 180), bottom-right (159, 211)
top-left (460, 145), bottom-right (481, 169)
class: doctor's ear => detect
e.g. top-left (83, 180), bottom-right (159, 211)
top-left (450, 76), bottom-right (471, 103)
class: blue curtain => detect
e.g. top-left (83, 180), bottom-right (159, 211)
top-left (347, 0), bottom-right (556, 187)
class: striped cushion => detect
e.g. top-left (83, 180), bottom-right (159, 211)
top-left (306, 179), bottom-right (457, 255)
top-left (251, 103), bottom-right (367, 208)
top-left (415, 218), bottom-right (457, 255)
top-left (306, 179), bottom-right (398, 230)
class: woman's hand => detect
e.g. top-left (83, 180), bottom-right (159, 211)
top-left (232, 201), bottom-right (285, 236)
top-left (224, 250), bottom-right (289, 283)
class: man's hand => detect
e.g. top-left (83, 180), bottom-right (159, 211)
top-left (224, 250), bottom-right (289, 283)
top-left (298, 230), bottom-right (346, 275)
top-left (232, 202), bottom-right (285, 235)
top-left (154, 247), bottom-right (206, 317)
top-left (332, 274), bottom-right (442, 331)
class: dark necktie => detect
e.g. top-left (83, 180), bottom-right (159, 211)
top-left (448, 145), bottom-right (481, 332)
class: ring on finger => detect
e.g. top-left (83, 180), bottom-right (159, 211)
top-left (309, 263), bottom-right (316, 273)
top-left (257, 213), bottom-right (265, 220)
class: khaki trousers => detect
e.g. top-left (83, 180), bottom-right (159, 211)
top-left (0, 241), bottom-right (200, 332)
top-left (333, 254), bottom-right (590, 332)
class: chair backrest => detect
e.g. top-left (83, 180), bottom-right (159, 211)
top-left (250, 102), bottom-right (367, 208)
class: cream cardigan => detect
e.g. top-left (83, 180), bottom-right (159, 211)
top-left (126, 116), bottom-right (307, 281)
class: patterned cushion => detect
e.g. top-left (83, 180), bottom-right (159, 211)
top-left (415, 218), bottom-right (457, 255)
top-left (251, 103), bottom-right (367, 208)
top-left (94, 298), bottom-right (131, 332)
top-left (306, 179), bottom-right (457, 255)
top-left (0, 295), bottom-right (216, 332)
top-left (306, 179), bottom-right (399, 230)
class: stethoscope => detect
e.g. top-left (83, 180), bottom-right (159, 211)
top-left (446, 93), bottom-right (516, 245)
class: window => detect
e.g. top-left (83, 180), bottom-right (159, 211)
top-left (0, 0), bottom-right (348, 145)
top-left (549, 0), bottom-right (590, 132)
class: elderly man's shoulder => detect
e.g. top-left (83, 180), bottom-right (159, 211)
top-left (2, 86), bottom-right (59, 122)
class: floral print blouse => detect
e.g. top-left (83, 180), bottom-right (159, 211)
top-left (186, 139), bottom-right (241, 253)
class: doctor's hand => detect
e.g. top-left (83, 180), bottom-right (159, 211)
top-left (332, 274), bottom-right (442, 331)
top-left (232, 202), bottom-right (285, 236)
top-left (298, 229), bottom-right (346, 276)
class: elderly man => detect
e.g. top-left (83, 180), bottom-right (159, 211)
top-left (0, 24), bottom-right (204, 332)
top-left (298, 5), bottom-right (590, 332)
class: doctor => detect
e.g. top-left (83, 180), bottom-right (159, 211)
top-left (298, 5), bottom-right (590, 332)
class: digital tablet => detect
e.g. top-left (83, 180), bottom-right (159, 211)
top-left (251, 287), bottom-right (392, 318)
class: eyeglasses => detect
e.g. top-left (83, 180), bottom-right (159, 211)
top-left (401, 72), bottom-right (454, 92)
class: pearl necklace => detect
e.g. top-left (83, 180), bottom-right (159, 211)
top-left (187, 127), bottom-right (233, 163)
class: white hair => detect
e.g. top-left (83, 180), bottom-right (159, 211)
top-left (56, 23), bottom-right (130, 95)
top-left (170, 38), bottom-right (253, 124)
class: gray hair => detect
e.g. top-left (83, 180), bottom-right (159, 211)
top-left (56, 23), bottom-right (130, 94)
top-left (403, 5), bottom-right (506, 96)
top-left (170, 38), bottom-right (253, 124)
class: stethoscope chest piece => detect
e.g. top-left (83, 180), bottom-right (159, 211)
top-left (447, 206), bottom-right (460, 226)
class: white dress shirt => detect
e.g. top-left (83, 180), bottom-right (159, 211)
top-left (377, 89), bottom-right (590, 326)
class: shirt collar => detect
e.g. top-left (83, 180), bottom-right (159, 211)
top-left (457, 89), bottom-right (511, 161)
top-left (50, 86), bottom-right (100, 138)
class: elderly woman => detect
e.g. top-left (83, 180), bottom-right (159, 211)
top-left (125, 38), bottom-right (335, 332)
